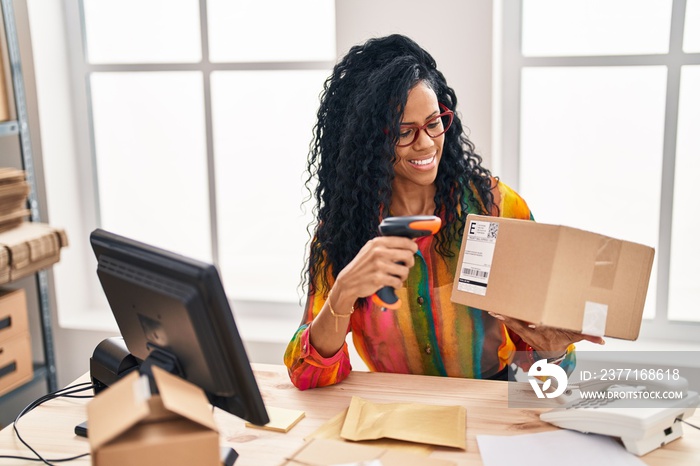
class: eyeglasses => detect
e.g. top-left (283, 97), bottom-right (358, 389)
top-left (396, 103), bottom-right (454, 147)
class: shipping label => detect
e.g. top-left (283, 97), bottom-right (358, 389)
top-left (457, 220), bottom-right (498, 296)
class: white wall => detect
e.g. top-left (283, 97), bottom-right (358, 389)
top-left (24, 0), bottom-right (495, 387)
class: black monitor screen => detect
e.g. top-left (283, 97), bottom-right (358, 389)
top-left (90, 228), bottom-right (269, 426)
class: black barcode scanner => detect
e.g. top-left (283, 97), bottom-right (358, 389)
top-left (371, 215), bottom-right (442, 310)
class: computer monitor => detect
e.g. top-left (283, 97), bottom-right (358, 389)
top-left (90, 228), bottom-right (269, 426)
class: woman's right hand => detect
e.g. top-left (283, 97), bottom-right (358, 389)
top-left (309, 236), bottom-right (418, 356)
top-left (334, 236), bottom-right (418, 299)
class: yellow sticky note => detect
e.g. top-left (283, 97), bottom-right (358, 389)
top-left (246, 406), bottom-right (305, 433)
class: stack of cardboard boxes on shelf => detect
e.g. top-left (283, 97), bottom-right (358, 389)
top-left (0, 168), bottom-right (68, 397)
top-left (0, 168), bottom-right (31, 235)
top-left (0, 287), bottom-right (31, 397)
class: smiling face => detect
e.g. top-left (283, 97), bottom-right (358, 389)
top-left (392, 81), bottom-right (444, 189)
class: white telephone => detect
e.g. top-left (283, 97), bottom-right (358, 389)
top-left (539, 376), bottom-right (699, 456)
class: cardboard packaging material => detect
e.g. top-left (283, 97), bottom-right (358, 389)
top-left (0, 288), bottom-right (28, 342)
top-left (282, 438), bottom-right (456, 466)
top-left (0, 331), bottom-right (32, 397)
top-left (0, 51), bottom-right (10, 122)
top-left (87, 366), bottom-right (221, 466)
top-left (0, 288), bottom-right (32, 397)
top-left (451, 214), bottom-right (654, 340)
top-left (0, 168), bottom-right (30, 233)
top-left (0, 222), bottom-right (68, 284)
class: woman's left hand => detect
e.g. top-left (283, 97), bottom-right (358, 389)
top-left (488, 311), bottom-right (605, 357)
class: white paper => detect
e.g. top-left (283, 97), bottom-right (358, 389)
top-left (477, 430), bottom-right (645, 466)
top-left (582, 301), bottom-right (608, 336)
top-left (457, 220), bottom-right (498, 296)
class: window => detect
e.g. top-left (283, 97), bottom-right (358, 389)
top-left (52, 0), bottom-right (335, 328)
top-left (668, 64), bottom-right (700, 321)
top-left (501, 0), bottom-right (700, 340)
top-left (210, 69), bottom-right (328, 301)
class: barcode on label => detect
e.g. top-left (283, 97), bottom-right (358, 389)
top-left (488, 223), bottom-right (499, 239)
top-left (462, 268), bottom-right (488, 278)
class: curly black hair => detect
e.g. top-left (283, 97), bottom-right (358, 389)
top-left (303, 34), bottom-right (494, 298)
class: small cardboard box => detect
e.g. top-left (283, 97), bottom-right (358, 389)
top-left (0, 331), bottom-right (33, 397)
top-left (451, 215), bottom-right (654, 340)
top-left (0, 288), bottom-right (28, 343)
top-left (0, 222), bottom-right (68, 284)
top-left (87, 366), bottom-right (221, 466)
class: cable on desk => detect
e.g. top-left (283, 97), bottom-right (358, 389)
top-left (0, 382), bottom-right (96, 465)
top-left (678, 418), bottom-right (700, 430)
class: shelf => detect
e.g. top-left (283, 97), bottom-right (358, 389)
top-left (0, 121), bottom-right (19, 137)
top-left (0, 363), bottom-right (48, 404)
top-left (0, 0), bottom-right (58, 400)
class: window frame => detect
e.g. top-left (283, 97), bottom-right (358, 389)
top-left (58, 0), bottom-right (334, 328)
top-left (501, 0), bottom-right (700, 341)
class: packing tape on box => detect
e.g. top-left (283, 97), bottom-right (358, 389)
top-left (582, 301), bottom-right (608, 336)
top-left (591, 238), bottom-right (621, 290)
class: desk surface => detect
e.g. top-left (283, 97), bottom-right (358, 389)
top-left (1, 364), bottom-right (699, 465)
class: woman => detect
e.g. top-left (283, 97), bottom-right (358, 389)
top-left (284, 34), bottom-right (602, 390)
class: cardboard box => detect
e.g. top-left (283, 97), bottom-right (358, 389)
top-left (0, 222), bottom-right (68, 284)
top-left (0, 168), bottom-right (31, 233)
top-left (87, 366), bottom-right (221, 466)
top-left (0, 331), bottom-right (33, 397)
top-left (0, 288), bottom-right (31, 397)
top-left (0, 288), bottom-right (28, 343)
top-left (0, 46), bottom-right (10, 122)
top-left (451, 215), bottom-right (654, 340)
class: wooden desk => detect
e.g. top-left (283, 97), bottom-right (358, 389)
top-left (1, 364), bottom-right (698, 465)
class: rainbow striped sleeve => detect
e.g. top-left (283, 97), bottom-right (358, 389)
top-left (283, 268), bottom-right (352, 390)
